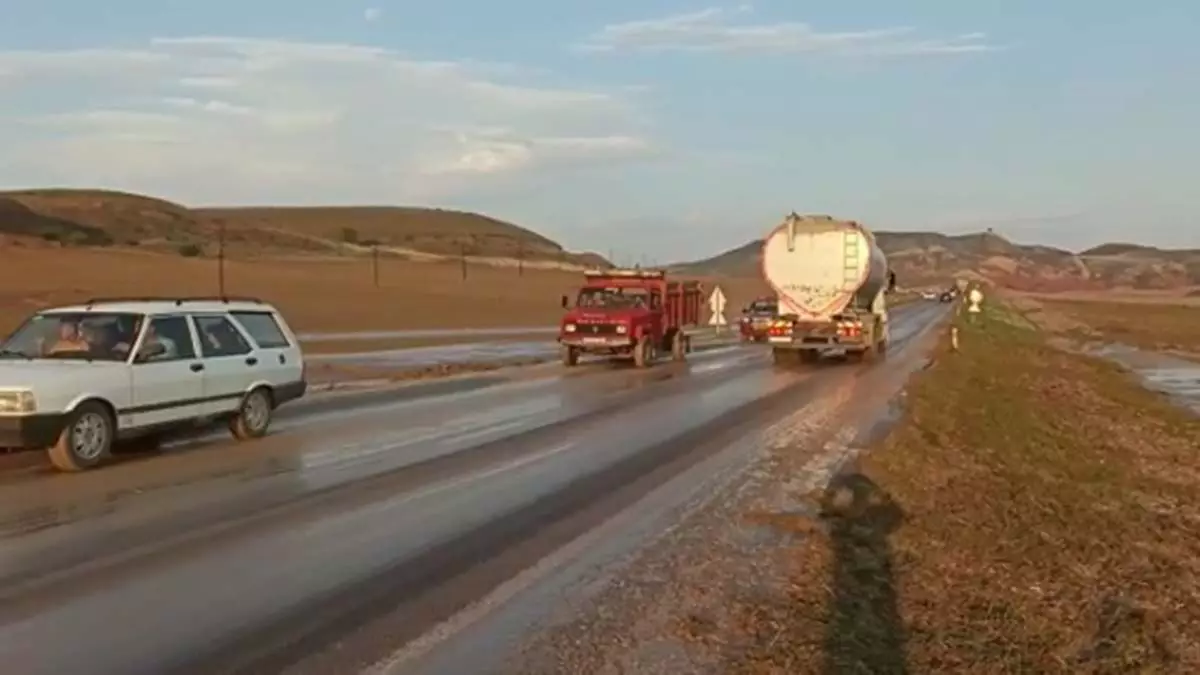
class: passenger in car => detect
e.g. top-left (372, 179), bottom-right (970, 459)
top-left (139, 321), bottom-right (179, 361)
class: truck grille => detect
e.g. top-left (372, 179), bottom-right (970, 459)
top-left (576, 323), bottom-right (621, 335)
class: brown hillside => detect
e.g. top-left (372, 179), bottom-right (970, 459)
top-left (674, 225), bottom-right (1199, 291)
top-left (0, 188), bottom-right (599, 265)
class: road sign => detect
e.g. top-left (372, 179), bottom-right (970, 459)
top-left (708, 285), bottom-right (727, 327)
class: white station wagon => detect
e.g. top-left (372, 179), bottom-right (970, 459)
top-left (0, 297), bottom-right (307, 472)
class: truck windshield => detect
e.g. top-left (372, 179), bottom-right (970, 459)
top-left (0, 311), bottom-right (145, 362)
top-left (577, 287), bottom-right (650, 309)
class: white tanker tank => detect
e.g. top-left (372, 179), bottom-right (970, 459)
top-left (761, 213), bottom-right (894, 365)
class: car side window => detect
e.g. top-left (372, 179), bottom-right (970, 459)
top-left (193, 315), bottom-right (253, 357)
top-left (229, 311), bottom-right (292, 349)
top-left (135, 316), bottom-right (196, 363)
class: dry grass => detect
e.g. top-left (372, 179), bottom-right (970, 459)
top-left (0, 245), bottom-right (766, 336)
top-left (723, 303), bottom-right (1200, 673)
top-left (0, 244), bottom-right (580, 334)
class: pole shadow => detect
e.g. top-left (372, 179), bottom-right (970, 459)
top-left (818, 472), bottom-right (909, 675)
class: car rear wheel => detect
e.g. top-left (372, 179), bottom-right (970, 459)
top-left (230, 387), bottom-right (273, 441)
top-left (47, 402), bottom-right (114, 472)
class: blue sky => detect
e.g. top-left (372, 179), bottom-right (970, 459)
top-left (1, 2), bottom-right (1196, 261)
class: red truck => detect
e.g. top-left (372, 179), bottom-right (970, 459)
top-left (738, 296), bottom-right (778, 342)
top-left (558, 268), bottom-right (702, 368)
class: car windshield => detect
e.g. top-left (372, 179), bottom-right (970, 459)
top-left (576, 287), bottom-right (651, 309)
top-left (748, 300), bottom-right (776, 313)
top-left (0, 311), bottom-right (145, 362)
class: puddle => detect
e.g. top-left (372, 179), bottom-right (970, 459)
top-left (1089, 343), bottom-right (1200, 416)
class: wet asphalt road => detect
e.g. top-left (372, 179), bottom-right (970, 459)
top-left (305, 326), bottom-right (730, 368)
top-left (0, 304), bottom-right (949, 675)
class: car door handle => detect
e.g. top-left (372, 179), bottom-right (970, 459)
top-left (190, 363), bottom-right (205, 372)
top-left (245, 357), bottom-right (258, 366)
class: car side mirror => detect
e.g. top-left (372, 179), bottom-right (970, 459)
top-left (560, 295), bottom-right (570, 309)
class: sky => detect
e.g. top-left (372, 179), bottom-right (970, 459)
top-left (1, 1), bottom-right (1197, 261)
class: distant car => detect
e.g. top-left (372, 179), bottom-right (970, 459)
top-left (921, 291), bottom-right (938, 300)
top-left (939, 291), bottom-right (955, 303)
top-left (0, 297), bottom-right (307, 472)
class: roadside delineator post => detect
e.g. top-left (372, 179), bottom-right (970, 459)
top-left (951, 325), bottom-right (959, 351)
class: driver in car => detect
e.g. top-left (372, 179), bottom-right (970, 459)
top-left (46, 320), bottom-right (91, 355)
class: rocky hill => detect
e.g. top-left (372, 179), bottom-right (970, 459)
top-left (0, 189), bottom-right (607, 267)
top-left (673, 229), bottom-right (1200, 291)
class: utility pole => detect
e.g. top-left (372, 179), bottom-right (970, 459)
top-left (372, 245), bottom-right (379, 287)
top-left (217, 220), bottom-right (226, 296)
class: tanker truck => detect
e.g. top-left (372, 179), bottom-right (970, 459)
top-left (762, 213), bottom-right (894, 366)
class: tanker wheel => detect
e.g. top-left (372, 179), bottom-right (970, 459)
top-left (561, 344), bottom-right (579, 367)
top-left (634, 337), bottom-right (654, 368)
top-left (772, 349), bottom-right (796, 367)
top-left (671, 332), bottom-right (687, 361)
top-left (799, 350), bottom-right (820, 364)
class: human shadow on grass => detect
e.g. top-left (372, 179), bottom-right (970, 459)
top-left (818, 472), bottom-right (909, 675)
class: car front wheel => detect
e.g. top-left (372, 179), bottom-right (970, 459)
top-left (47, 402), bottom-right (114, 472)
top-left (230, 387), bottom-right (273, 441)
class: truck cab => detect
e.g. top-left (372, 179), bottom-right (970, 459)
top-left (558, 269), bottom-right (701, 368)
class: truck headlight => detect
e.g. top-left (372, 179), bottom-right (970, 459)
top-left (0, 390), bottom-right (36, 414)
top-left (564, 324), bottom-right (577, 333)
top-left (616, 325), bottom-right (628, 334)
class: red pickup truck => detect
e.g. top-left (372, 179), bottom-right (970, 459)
top-left (558, 268), bottom-right (702, 368)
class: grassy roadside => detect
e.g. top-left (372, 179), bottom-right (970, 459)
top-left (726, 302), bottom-right (1200, 673)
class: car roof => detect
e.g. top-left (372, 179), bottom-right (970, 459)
top-left (39, 299), bottom-right (276, 316)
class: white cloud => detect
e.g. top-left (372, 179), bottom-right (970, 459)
top-left (364, 7), bottom-right (383, 22)
top-left (0, 36), bottom-right (652, 204)
top-left (576, 6), bottom-right (999, 56)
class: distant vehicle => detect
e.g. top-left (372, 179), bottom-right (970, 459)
top-left (921, 291), bottom-right (938, 300)
top-left (558, 268), bottom-right (702, 368)
top-left (940, 290), bottom-right (956, 303)
top-left (0, 297), bottom-right (307, 472)
top-left (761, 213), bottom-right (892, 365)
top-left (738, 296), bottom-right (778, 342)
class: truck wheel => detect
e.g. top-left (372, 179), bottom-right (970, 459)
top-left (671, 332), bottom-right (687, 361)
top-left (47, 401), bottom-right (114, 472)
top-left (561, 344), bottom-right (579, 367)
top-left (799, 350), bottom-right (820, 364)
top-left (772, 349), bottom-right (797, 367)
top-left (634, 337), bottom-right (653, 368)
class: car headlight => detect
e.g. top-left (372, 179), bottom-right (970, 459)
top-left (564, 324), bottom-right (577, 333)
top-left (0, 390), bottom-right (36, 414)
top-left (616, 325), bottom-right (628, 334)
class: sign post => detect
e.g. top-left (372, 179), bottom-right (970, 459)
top-left (708, 285), bottom-right (727, 335)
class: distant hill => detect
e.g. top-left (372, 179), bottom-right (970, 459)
top-left (673, 229), bottom-right (1200, 291)
top-left (0, 188), bottom-right (606, 268)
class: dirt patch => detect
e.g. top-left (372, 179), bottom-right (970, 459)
top-left (1034, 297), bottom-right (1200, 353)
top-left (717, 303), bottom-right (1200, 673)
top-left (300, 333), bottom-right (551, 354)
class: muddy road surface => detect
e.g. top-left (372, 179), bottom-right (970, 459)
top-left (0, 303), bottom-right (949, 675)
